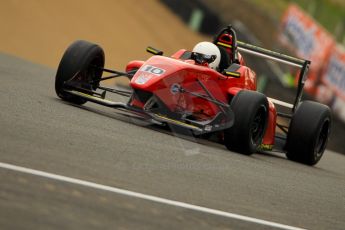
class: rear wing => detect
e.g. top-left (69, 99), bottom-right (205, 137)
top-left (237, 40), bottom-right (310, 112)
top-left (214, 25), bottom-right (311, 112)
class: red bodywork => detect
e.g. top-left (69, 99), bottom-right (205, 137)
top-left (125, 49), bottom-right (277, 147)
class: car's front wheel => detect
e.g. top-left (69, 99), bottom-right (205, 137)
top-left (224, 90), bottom-right (269, 155)
top-left (55, 40), bottom-right (105, 105)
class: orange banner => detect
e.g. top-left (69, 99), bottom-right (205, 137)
top-left (279, 4), bottom-right (336, 94)
top-left (322, 46), bottom-right (345, 100)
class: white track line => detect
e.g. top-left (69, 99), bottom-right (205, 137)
top-left (0, 162), bottom-right (305, 230)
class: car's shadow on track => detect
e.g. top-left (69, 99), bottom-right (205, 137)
top-left (55, 98), bottom-right (289, 161)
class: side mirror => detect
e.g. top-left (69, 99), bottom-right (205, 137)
top-left (146, 46), bottom-right (163, 55)
top-left (223, 63), bottom-right (241, 78)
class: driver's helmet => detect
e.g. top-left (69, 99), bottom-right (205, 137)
top-left (192, 42), bottom-right (220, 70)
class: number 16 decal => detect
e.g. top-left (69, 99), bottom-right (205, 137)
top-left (141, 65), bottom-right (166, 76)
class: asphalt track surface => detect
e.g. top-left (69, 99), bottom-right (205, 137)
top-left (1, 53), bottom-right (345, 229)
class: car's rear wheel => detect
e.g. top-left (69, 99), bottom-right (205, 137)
top-left (286, 101), bottom-right (331, 165)
top-left (55, 40), bottom-right (105, 105)
top-left (224, 90), bottom-right (269, 155)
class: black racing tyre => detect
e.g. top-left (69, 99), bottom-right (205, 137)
top-left (55, 40), bottom-right (105, 104)
top-left (286, 101), bottom-right (331, 166)
top-left (224, 90), bottom-right (269, 155)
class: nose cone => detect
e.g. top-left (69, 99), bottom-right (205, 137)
top-left (130, 56), bottom-right (185, 90)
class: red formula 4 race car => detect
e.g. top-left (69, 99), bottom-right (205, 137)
top-left (55, 26), bottom-right (331, 166)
